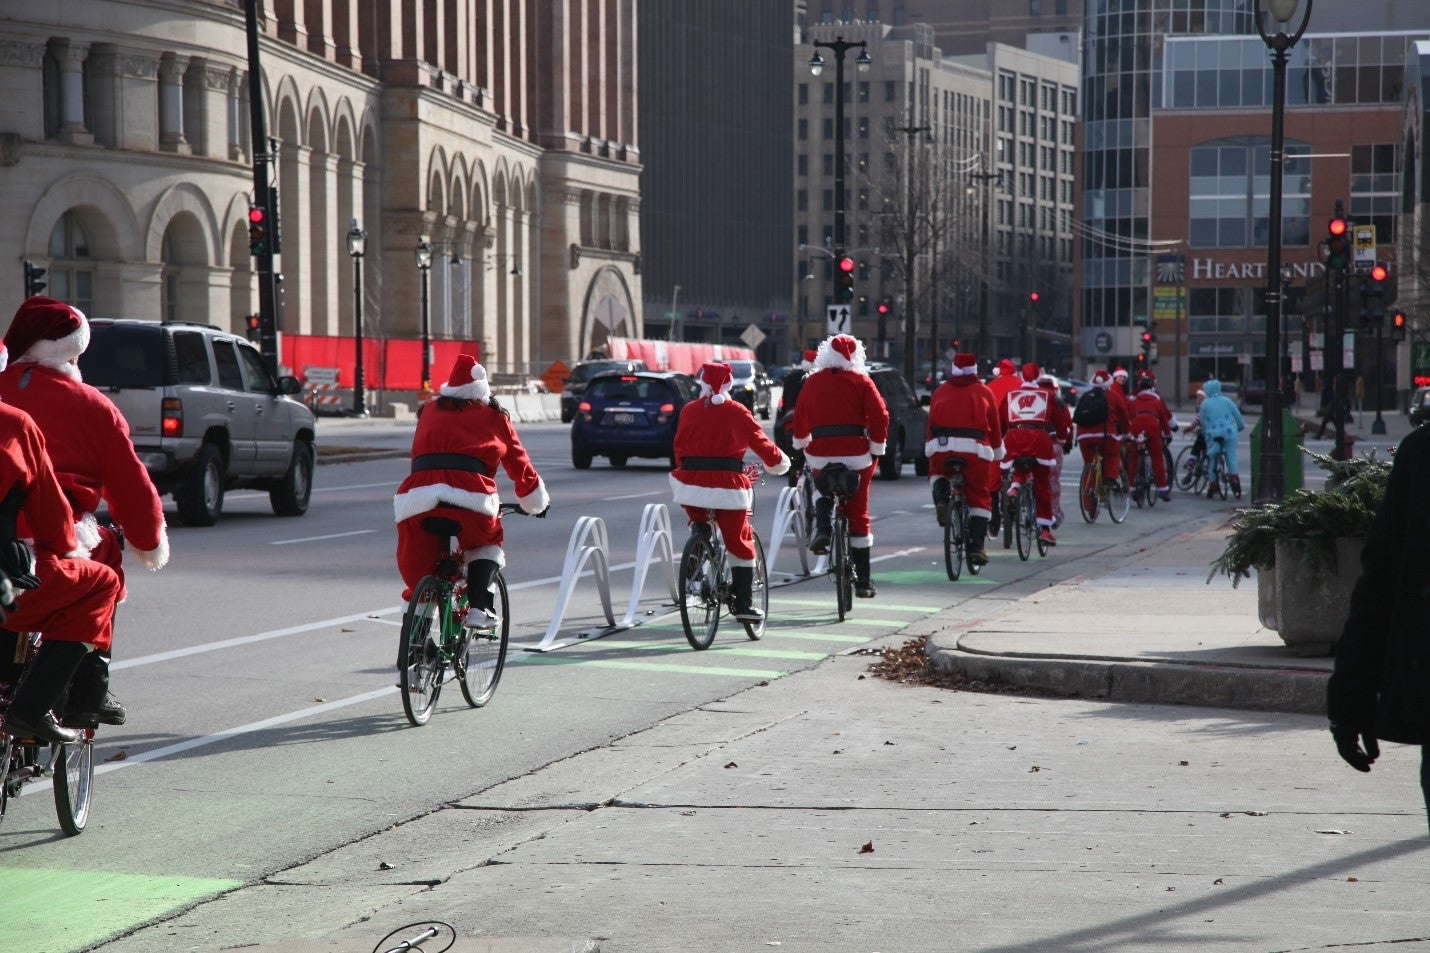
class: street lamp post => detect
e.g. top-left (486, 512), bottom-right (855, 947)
top-left (969, 166), bottom-right (1000, 360)
top-left (347, 219), bottom-right (367, 416)
top-left (1254, 0), bottom-right (1313, 505)
top-left (415, 238), bottom-right (434, 399)
top-left (810, 36), bottom-right (871, 329)
top-left (895, 122), bottom-right (930, 383)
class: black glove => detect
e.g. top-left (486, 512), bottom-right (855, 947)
top-left (1062, 441), bottom-right (1073, 454)
top-left (533, 507), bottom-right (549, 519)
top-left (0, 539), bottom-right (39, 591)
top-left (0, 568), bottom-right (16, 615)
top-left (1331, 723), bottom-right (1379, 773)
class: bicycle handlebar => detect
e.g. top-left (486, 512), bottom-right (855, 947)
top-left (497, 501), bottom-right (545, 518)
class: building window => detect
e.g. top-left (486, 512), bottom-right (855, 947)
top-left (823, 82), bottom-right (834, 105)
top-left (798, 83), bottom-right (808, 105)
top-left (46, 211), bottom-right (95, 314)
top-left (1351, 142), bottom-right (1399, 245)
top-left (797, 190), bottom-right (808, 212)
top-left (798, 118), bottom-right (808, 141)
top-left (1030, 0), bottom-right (1041, 16)
top-left (822, 118), bottom-right (833, 139)
top-left (858, 81), bottom-right (870, 103)
top-left (885, 80), bottom-right (897, 102)
top-left (797, 154), bottom-right (808, 176)
top-left (1188, 139), bottom-right (1311, 248)
top-left (822, 153), bottom-right (834, 176)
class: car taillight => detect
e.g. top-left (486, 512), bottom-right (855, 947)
top-left (657, 401), bottom-right (675, 423)
top-left (578, 401), bottom-right (591, 412)
top-left (161, 397), bottom-right (183, 437)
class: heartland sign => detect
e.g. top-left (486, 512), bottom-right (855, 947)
top-left (1189, 258), bottom-right (1326, 282)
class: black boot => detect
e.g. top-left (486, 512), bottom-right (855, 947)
top-left (60, 651), bottom-right (125, 728)
top-left (810, 497), bottom-right (834, 554)
top-left (966, 516), bottom-right (989, 569)
top-left (931, 478), bottom-right (951, 527)
top-left (852, 547), bottom-right (877, 598)
top-left (4, 640), bottom-right (87, 744)
top-left (465, 559), bottom-right (501, 630)
top-left (731, 566), bottom-right (764, 622)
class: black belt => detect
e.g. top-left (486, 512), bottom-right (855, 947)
top-left (1134, 410), bottom-right (1161, 418)
top-left (681, 456), bottom-right (744, 472)
top-left (1008, 422), bottom-right (1045, 430)
top-left (810, 424), bottom-right (867, 438)
top-left (411, 453), bottom-right (491, 475)
top-left (932, 426), bottom-right (984, 440)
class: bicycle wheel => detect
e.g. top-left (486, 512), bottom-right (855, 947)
top-left (52, 739), bottom-right (93, 836)
top-left (833, 514), bottom-right (853, 621)
top-left (744, 534), bottom-right (768, 640)
top-left (458, 571), bottom-right (509, 708)
top-left (1079, 465), bottom-right (1099, 523)
top-left (0, 736), bottom-right (16, 828)
top-left (1191, 454), bottom-right (1209, 494)
top-left (1001, 484), bottom-right (1014, 550)
top-left (1210, 456), bottom-right (1226, 499)
top-left (1145, 455), bottom-right (1158, 508)
top-left (679, 534), bottom-right (721, 650)
top-left (944, 498), bottom-right (963, 581)
top-left (963, 505), bottom-right (983, 575)
top-left (399, 576), bottom-right (446, 726)
top-left (1107, 472), bottom-right (1131, 524)
top-left (1174, 446), bottom-right (1195, 490)
top-left (1015, 485), bottom-right (1034, 562)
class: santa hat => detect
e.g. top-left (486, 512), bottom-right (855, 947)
top-left (1091, 369), bottom-right (1112, 390)
top-left (949, 353), bottom-right (979, 377)
top-left (1195, 388), bottom-right (1207, 398)
top-left (800, 348), bottom-right (817, 371)
top-left (813, 334), bottom-right (867, 373)
top-left (1137, 370), bottom-right (1157, 391)
top-left (438, 354), bottom-right (490, 401)
top-left (5, 296), bottom-right (90, 377)
top-left (698, 361), bottom-right (734, 404)
top-left (1112, 367), bottom-right (1129, 380)
top-left (992, 358), bottom-right (1017, 378)
top-left (1020, 362), bottom-right (1042, 384)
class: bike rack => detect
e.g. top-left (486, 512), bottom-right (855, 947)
top-left (530, 515), bottom-right (616, 652)
top-left (764, 485), bottom-right (827, 579)
top-left (617, 503), bottom-right (679, 627)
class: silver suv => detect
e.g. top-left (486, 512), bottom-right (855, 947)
top-left (77, 320), bottom-right (316, 526)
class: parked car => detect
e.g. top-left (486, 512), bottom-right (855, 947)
top-left (1058, 377), bottom-right (1091, 406)
top-left (727, 360), bottom-right (773, 419)
top-left (570, 371), bottom-right (701, 469)
top-left (1241, 379), bottom-right (1268, 407)
top-left (560, 359), bottom-right (648, 422)
top-left (77, 319), bottom-right (316, 526)
top-left (866, 363), bottom-right (930, 480)
top-left (1408, 386), bottom-right (1430, 426)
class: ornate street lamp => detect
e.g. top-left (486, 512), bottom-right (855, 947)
top-left (809, 36), bottom-right (871, 324)
top-left (415, 237), bottom-right (434, 398)
top-left (347, 218), bottom-right (367, 416)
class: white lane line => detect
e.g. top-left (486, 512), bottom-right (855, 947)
top-left (602, 490), bottom-right (663, 501)
top-left (227, 479), bottom-right (400, 502)
top-left (112, 561), bottom-right (641, 671)
top-left (870, 546), bottom-right (924, 563)
top-left (270, 529), bottom-right (376, 546)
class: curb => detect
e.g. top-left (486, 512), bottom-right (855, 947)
top-left (317, 449), bottom-right (409, 466)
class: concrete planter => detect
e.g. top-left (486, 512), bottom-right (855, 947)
top-left (1255, 565), bottom-right (1279, 632)
top-left (1270, 536), bottom-right (1365, 657)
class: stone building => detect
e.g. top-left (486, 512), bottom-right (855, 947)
top-left (0, 1), bottom-right (641, 388)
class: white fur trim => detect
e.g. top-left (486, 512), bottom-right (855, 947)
top-left (968, 507), bottom-right (992, 519)
top-left (0, 346), bottom-right (8, 373)
top-left (765, 450), bottom-right (791, 477)
top-left (1020, 379), bottom-right (1041, 389)
top-left (805, 452), bottom-right (873, 470)
top-left (849, 534), bottom-right (873, 549)
top-left (994, 445), bottom-right (1006, 461)
top-left (726, 554), bottom-right (757, 568)
top-left (22, 315), bottom-right (89, 367)
top-left (464, 544), bottom-right (506, 569)
top-left (438, 379), bottom-right (490, 401)
top-left (393, 483), bottom-right (500, 522)
top-left (1076, 431), bottom-right (1116, 442)
top-left (792, 433), bottom-right (811, 450)
top-left (1037, 517), bottom-right (1055, 527)
top-left (518, 479), bottom-right (550, 515)
top-left (948, 363), bottom-right (977, 377)
top-left (924, 437), bottom-right (995, 461)
top-left (868, 440), bottom-right (886, 456)
top-left (16, 355), bottom-right (82, 379)
top-left (74, 513), bottom-right (102, 553)
top-left (668, 474), bottom-right (753, 511)
top-left (813, 337), bottom-right (868, 373)
top-left (134, 527), bottom-right (170, 571)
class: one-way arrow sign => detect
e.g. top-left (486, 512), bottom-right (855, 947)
top-left (826, 304), bottom-right (851, 336)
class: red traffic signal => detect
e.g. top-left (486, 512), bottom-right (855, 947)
top-left (1393, 309), bottom-right (1407, 329)
top-left (1029, 291), bottom-right (1040, 303)
top-left (248, 207), bottom-right (266, 225)
top-left (876, 301), bottom-right (889, 315)
top-left (838, 256), bottom-right (855, 273)
top-left (1328, 217), bottom-right (1347, 236)
top-left (1141, 331), bottom-right (1152, 343)
top-left (1370, 264), bottom-right (1388, 282)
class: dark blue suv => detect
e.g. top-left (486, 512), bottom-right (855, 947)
top-left (570, 371), bottom-right (701, 469)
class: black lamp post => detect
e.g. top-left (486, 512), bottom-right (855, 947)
top-left (809, 36), bottom-right (871, 325)
top-left (347, 218), bottom-right (367, 416)
top-left (415, 238), bottom-right (433, 397)
top-left (969, 166), bottom-right (1000, 359)
top-left (1254, 0), bottom-right (1312, 505)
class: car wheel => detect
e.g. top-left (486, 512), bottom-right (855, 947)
top-left (610, 455), bottom-right (628, 468)
top-left (913, 454), bottom-right (929, 477)
top-left (573, 448), bottom-right (593, 470)
top-left (878, 431), bottom-right (904, 480)
top-left (561, 410), bottom-right (574, 424)
top-left (270, 438), bottom-right (314, 516)
top-left (176, 443), bottom-right (226, 526)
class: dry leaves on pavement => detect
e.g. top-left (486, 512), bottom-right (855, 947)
top-left (864, 636), bottom-right (1062, 697)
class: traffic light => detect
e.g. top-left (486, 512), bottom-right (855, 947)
top-left (876, 300), bottom-right (889, 317)
top-left (1324, 216), bottom-right (1351, 271)
top-left (1139, 329), bottom-right (1158, 365)
top-left (245, 314), bottom-right (261, 342)
top-left (837, 256), bottom-right (855, 302)
top-left (1361, 263), bottom-right (1387, 325)
top-left (23, 260), bottom-right (46, 296)
top-left (1029, 291), bottom-right (1040, 304)
top-left (248, 205), bottom-right (268, 257)
top-left (267, 186), bottom-right (282, 254)
top-left (1392, 309), bottom-right (1407, 338)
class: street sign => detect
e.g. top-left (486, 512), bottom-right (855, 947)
top-left (304, 366), bottom-right (339, 385)
top-left (1343, 331), bottom-right (1356, 369)
top-left (1290, 354), bottom-right (1303, 373)
top-left (739, 323), bottom-right (766, 349)
top-left (1310, 350), bottom-right (1324, 371)
top-left (1237, 352), bottom-right (1251, 366)
top-left (1093, 331), bottom-right (1113, 354)
top-left (826, 304), bottom-right (851, 336)
top-left (1354, 224), bottom-right (1376, 271)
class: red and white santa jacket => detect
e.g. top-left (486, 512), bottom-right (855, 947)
top-left (1000, 380), bottom-right (1072, 467)
top-left (669, 398), bottom-right (789, 511)
top-left (2, 401), bottom-right (81, 559)
top-left (393, 402), bottom-right (548, 523)
top-left (924, 377), bottom-right (1003, 462)
top-left (791, 364), bottom-right (890, 472)
top-left (0, 362), bottom-right (168, 568)
top-left (1127, 388), bottom-right (1177, 436)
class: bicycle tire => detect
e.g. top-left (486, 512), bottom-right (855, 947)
top-left (1191, 453), bottom-right (1209, 494)
top-left (1001, 481), bottom-right (1014, 550)
top-left (1211, 456), bottom-right (1227, 499)
top-left (1107, 472), bottom-right (1131, 524)
top-left (458, 571), bottom-right (509, 708)
top-left (679, 534), bottom-right (721, 650)
top-left (963, 505), bottom-right (983, 575)
top-left (52, 739), bottom-right (93, 836)
top-left (833, 513), bottom-right (852, 621)
top-left (1174, 445), bottom-right (1196, 490)
top-left (1145, 455), bottom-right (1158, 508)
top-left (944, 498), bottom-right (963, 581)
top-left (1079, 465), bottom-right (1099, 523)
top-left (743, 534), bottom-right (768, 640)
top-left (1015, 485), bottom-right (1034, 562)
top-left (399, 575), bottom-right (446, 726)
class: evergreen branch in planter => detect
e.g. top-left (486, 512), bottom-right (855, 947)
top-left (1207, 449), bottom-right (1389, 587)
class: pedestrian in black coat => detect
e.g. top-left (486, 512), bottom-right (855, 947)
top-left (1326, 422), bottom-right (1430, 834)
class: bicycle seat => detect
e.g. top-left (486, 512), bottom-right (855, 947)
top-left (1013, 455), bottom-right (1038, 468)
top-left (815, 463), bottom-right (860, 498)
top-left (420, 516), bottom-right (463, 539)
top-left (942, 458), bottom-right (966, 473)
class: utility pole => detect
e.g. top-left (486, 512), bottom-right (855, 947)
top-left (969, 166), bottom-right (999, 361)
top-left (809, 36), bottom-right (871, 335)
top-left (896, 121), bottom-right (929, 383)
top-left (244, 0), bottom-right (280, 378)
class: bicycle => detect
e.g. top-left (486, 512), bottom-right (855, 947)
top-left (998, 468), bottom-right (1015, 551)
top-left (792, 464), bottom-right (816, 550)
top-left (679, 462), bottom-right (769, 649)
top-left (1005, 455), bottom-right (1047, 561)
top-left (1175, 426), bottom-right (1208, 493)
top-left (812, 463), bottom-right (861, 621)
top-left (398, 502), bottom-right (528, 727)
top-left (1130, 433), bottom-right (1157, 509)
top-left (938, 459), bottom-right (978, 581)
top-left (1, 631), bottom-right (94, 836)
top-left (1204, 435), bottom-right (1238, 500)
top-left (1078, 437), bottom-right (1131, 525)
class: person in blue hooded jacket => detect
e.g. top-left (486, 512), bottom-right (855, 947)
top-left (1198, 379), bottom-right (1244, 496)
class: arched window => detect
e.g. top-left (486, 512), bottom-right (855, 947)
top-left (47, 212), bottom-right (94, 313)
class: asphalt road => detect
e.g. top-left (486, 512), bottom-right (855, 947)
top-left (0, 421), bottom-right (1248, 952)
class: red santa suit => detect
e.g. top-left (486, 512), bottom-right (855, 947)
top-left (669, 362), bottom-right (789, 566)
top-left (1076, 370), bottom-right (1132, 481)
top-left (1127, 374), bottom-right (1178, 494)
top-left (999, 363), bottom-right (1071, 531)
top-left (394, 356), bottom-right (548, 600)
top-left (984, 359), bottom-right (1021, 499)
top-left (925, 354), bottom-right (1002, 520)
top-left (791, 335), bottom-right (890, 548)
top-left (0, 297), bottom-right (169, 597)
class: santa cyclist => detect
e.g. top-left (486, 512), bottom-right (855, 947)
top-left (999, 363), bottom-right (1071, 547)
top-left (0, 296), bottom-right (169, 729)
top-left (670, 362), bottom-right (789, 622)
top-left (983, 358), bottom-right (1021, 537)
top-left (792, 334), bottom-right (890, 598)
top-left (925, 353), bottom-right (1003, 570)
top-left (1074, 369), bottom-right (1131, 491)
top-left (394, 355), bottom-right (549, 640)
top-left (1127, 370), bottom-right (1177, 503)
